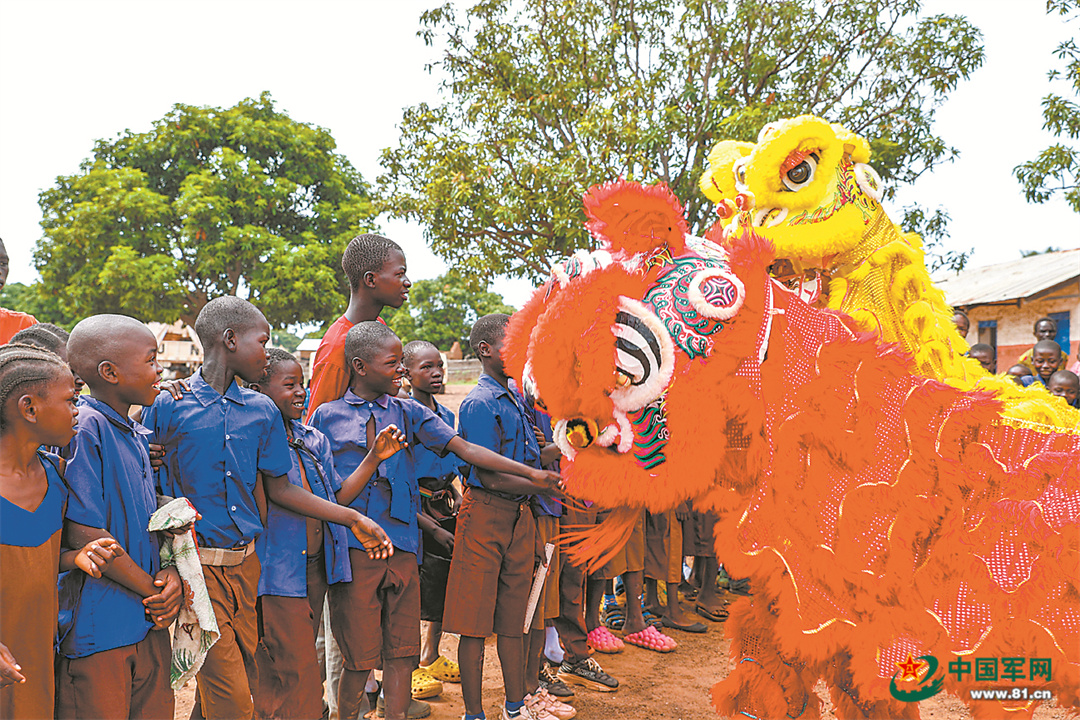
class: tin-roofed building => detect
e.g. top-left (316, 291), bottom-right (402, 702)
top-left (936, 248), bottom-right (1080, 371)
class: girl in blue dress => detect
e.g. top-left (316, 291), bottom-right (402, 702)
top-left (0, 343), bottom-right (122, 719)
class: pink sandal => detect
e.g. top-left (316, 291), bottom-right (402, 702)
top-left (587, 626), bottom-right (624, 654)
top-left (623, 625), bottom-right (677, 653)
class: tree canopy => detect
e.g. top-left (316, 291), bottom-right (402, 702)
top-left (382, 272), bottom-right (515, 351)
top-left (378, 0), bottom-right (985, 283)
top-left (1014, 0), bottom-right (1080, 214)
top-left (32, 92), bottom-right (377, 327)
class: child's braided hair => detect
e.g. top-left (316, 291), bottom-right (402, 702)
top-left (0, 342), bottom-right (71, 430)
top-left (9, 323), bottom-right (69, 354)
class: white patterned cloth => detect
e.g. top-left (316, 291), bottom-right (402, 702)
top-left (147, 497), bottom-right (219, 690)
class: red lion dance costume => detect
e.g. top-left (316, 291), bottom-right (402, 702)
top-left (503, 179), bottom-right (1079, 719)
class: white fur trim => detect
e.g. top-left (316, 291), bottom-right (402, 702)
top-left (854, 163), bottom-right (884, 202)
top-left (552, 418), bottom-right (577, 461)
top-left (687, 269), bottom-right (745, 321)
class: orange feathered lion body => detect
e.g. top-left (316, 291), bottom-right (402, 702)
top-left (503, 180), bottom-right (1079, 719)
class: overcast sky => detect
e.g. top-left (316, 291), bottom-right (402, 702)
top-left (1, 0), bottom-right (1077, 311)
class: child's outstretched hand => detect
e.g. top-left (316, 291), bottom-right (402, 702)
top-left (349, 512), bottom-right (394, 560)
top-left (75, 537), bottom-right (124, 578)
top-left (371, 425), bottom-right (408, 461)
top-left (0, 642), bottom-right (24, 687)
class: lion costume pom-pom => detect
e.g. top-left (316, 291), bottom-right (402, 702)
top-left (583, 178), bottom-right (688, 256)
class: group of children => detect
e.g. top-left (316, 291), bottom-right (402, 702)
top-left (4, 233), bottom-right (710, 720)
top-left (954, 311), bottom-right (1080, 409)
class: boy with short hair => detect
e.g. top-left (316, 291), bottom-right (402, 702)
top-left (251, 348), bottom-right (399, 720)
top-left (1019, 317), bottom-right (1069, 373)
top-left (403, 341), bottom-right (461, 690)
top-left (1021, 340), bottom-right (1064, 388)
top-left (315, 320), bottom-right (561, 720)
top-left (967, 343), bottom-right (996, 374)
top-left (143, 296), bottom-right (392, 720)
top-left (307, 234), bottom-right (411, 419)
top-left (1047, 370), bottom-right (1080, 409)
top-left (443, 314), bottom-right (567, 720)
top-left (55, 314), bottom-right (182, 719)
top-left (0, 238), bottom-right (37, 344)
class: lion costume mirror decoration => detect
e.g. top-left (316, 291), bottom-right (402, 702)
top-left (503, 118), bottom-right (1079, 719)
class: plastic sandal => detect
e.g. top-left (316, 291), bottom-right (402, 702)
top-left (420, 655), bottom-right (460, 683)
top-left (641, 605), bottom-right (664, 629)
top-left (601, 599), bottom-right (626, 632)
top-left (623, 625), bottom-right (678, 653)
top-left (586, 626), bottom-right (625, 654)
top-left (410, 667), bottom-right (443, 700)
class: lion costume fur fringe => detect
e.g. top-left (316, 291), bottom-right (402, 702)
top-left (503, 175), bottom-right (1079, 719)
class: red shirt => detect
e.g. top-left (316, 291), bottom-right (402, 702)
top-left (305, 314), bottom-right (387, 421)
top-left (0, 308), bottom-right (36, 344)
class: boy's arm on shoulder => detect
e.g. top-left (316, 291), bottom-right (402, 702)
top-left (63, 521), bottom-right (154, 595)
top-left (446, 437), bottom-right (559, 495)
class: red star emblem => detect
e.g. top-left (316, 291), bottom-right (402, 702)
top-left (895, 653), bottom-right (924, 682)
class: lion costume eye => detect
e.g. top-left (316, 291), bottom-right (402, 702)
top-left (781, 152), bottom-right (819, 192)
top-left (610, 297), bottom-right (675, 413)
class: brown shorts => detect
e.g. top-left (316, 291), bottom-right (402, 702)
top-left (197, 550), bottom-right (261, 720)
top-left (55, 629), bottom-right (173, 720)
top-left (329, 548), bottom-right (420, 671)
top-left (443, 486), bottom-right (536, 638)
top-left (254, 555), bottom-right (328, 720)
top-left (682, 508), bottom-right (719, 558)
top-left (594, 509), bottom-right (646, 580)
top-left (532, 513), bottom-right (561, 630)
top-left (645, 510), bottom-right (684, 584)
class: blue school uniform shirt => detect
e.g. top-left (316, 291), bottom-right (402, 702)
top-left (512, 384), bottom-right (561, 518)
top-left (458, 374), bottom-right (542, 503)
top-left (56, 396), bottom-right (160, 658)
top-left (410, 397), bottom-right (462, 490)
top-left (1022, 375), bottom-right (1049, 388)
top-left (0, 451), bottom-right (66, 548)
top-left (310, 390), bottom-right (456, 557)
top-left (256, 420), bottom-right (352, 597)
top-left (142, 369), bottom-right (292, 549)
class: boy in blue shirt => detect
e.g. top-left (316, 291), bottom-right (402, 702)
top-left (403, 340), bottom-right (462, 692)
top-left (251, 348), bottom-right (401, 720)
top-left (312, 321), bottom-right (560, 720)
top-left (443, 314), bottom-right (565, 720)
top-left (143, 297), bottom-right (391, 720)
top-left (53, 314), bottom-right (181, 720)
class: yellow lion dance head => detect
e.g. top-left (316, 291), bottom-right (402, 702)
top-left (699, 115), bottom-right (888, 268)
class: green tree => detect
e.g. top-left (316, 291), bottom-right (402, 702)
top-left (382, 273), bottom-right (515, 351)
top-left (379, 0), bottom-right (984, 283)
top-left (271, 330), bottom-right (302, 353)
top-left (0, 281), bottom-right (62, 324)
top-left (34, 92), bottom-right (377, 327)
top-left (1014, 0), bottom-right (1080, 213)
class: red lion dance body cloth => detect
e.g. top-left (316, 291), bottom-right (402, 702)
top-left (503, 179), bottom-right (1079, 719)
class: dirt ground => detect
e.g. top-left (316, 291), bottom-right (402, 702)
top-left (174, 619), bottom-right (1072, 720)
top-left (173, 385), bottom-right (1071, 719)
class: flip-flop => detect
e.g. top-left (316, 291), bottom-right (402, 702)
top-left (601, 601), bottom-right (626, 632)
top-left (640, 603), bottom-right (664, 629)
top-left (623, 625), bottom-right (677, 653)
top-left (660, 616), bottom-right (707, 633)
top-left (587, 626), bottom-right (624, 654)
top-left (695, 604), bottom-right (729, 622)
